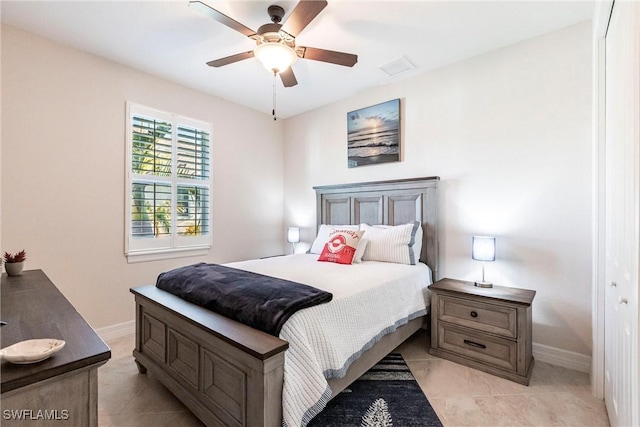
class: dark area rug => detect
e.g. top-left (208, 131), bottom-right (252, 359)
top-left (308, 353), bottom-right (443, 427)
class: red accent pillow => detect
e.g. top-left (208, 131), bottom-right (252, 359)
top-left (318, 229), bottom-right (365, 265)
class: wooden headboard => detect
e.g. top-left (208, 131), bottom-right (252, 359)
top-left (313, 176), bottom-right (440, 279)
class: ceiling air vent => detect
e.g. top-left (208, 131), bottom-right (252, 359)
top-left (379, 56), bottom-right (416, 77)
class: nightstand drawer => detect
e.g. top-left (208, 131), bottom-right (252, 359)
top-left (437, 323), bottom-right (517, 372)
top-left (438, 295), bottom-right (517, 338)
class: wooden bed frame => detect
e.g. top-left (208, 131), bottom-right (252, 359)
top-left (130, 176), bottom-right (439, 427)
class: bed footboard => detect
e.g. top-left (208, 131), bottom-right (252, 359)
top-left (131, 285), bottom-right (289, 427)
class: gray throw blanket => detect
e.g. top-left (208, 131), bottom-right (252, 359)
top-left (156, 263), bottom-right (333, 336)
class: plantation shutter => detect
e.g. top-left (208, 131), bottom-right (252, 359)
top-left (177, 126), bottom-right (210, 180)
top-left (176, 124), bottom-right (211, 237)
top-left (132, 116), bottom-right (172, 176)
top-left (126, 103), bottom-right (212, 260)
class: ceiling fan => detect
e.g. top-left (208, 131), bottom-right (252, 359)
top-left (189, 0), bottom-right (358, 88)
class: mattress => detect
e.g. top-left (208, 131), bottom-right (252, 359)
top-left (226, 254), bottom-right (432, 427)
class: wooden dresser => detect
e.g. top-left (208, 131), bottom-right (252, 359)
top-left (1, 270), bottom-right (111, 426)
top-left (428, 278), bottom-right (535, 385)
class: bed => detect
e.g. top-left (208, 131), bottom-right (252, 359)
top-left (130, 176), bottom-right (439, 427)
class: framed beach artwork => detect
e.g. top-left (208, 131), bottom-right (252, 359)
top-left (347, 98), bottom-right (400, 168)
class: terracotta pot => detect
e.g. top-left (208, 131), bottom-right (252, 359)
top-left (5, 262), bottom-right (24, 276)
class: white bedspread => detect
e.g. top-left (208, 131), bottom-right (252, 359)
top-left (226, 254), bottom-right (432, 427)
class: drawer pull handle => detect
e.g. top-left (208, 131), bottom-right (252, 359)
top-left (470, 311), bottom-right (478, 318)
top-left (463, 339), bottom-right (487, 349)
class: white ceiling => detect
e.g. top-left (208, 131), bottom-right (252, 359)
top-left (1, 1), bottom-right (593, 118)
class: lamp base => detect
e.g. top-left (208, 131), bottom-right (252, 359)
top-left (474, 281), bottom-right (493, 288)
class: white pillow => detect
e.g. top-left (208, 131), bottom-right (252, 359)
top-left (413, 225), bottom-right (423, 261)
top-left (353, 238), bottom-right (369, 264)
top-left (360, 221), bottom-right (422, 265)
top-left (309, 224), bottom-right (360, 254)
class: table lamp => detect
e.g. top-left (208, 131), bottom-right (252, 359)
top-left (287, 227), bottom-right (300, 254)
top-left (472, 236), bottom-right (496, 288)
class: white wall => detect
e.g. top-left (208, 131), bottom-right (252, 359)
top-left (1, 25), bottom-right (285, 329)
top-left (283, 22), bottom-right (593, 356)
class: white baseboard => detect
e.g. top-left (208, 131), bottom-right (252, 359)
top-left (533, 342), bottom-right (591, 373)
top-left (96, 320), bottom-right (135, 342)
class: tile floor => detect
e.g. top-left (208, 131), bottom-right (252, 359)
top-left (99, 330), bottom-right (610, 426)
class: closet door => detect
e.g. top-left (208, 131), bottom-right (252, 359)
top-left (603, 2), bottom-right (640, 426)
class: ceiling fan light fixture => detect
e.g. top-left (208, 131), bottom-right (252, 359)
top-left (254, 42), bottom-right (297, 74)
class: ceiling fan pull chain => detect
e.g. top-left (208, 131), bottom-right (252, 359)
top-left (272, 72), bottom-right (277, 121)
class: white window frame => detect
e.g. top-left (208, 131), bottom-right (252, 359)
top-left (125, 102), bottom-right (213, 263)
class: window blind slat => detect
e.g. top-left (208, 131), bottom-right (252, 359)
top-left (176, 186), bottom-right (209, 236)
top-left (131, 182), bottom-right (172, 238)
top-left (177, 126), bottom-right (210, 180)
top-left (131, 116), bottom-right (173, 176)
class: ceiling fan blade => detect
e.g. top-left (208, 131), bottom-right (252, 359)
top-left (206, 51), bottom-right (254, 67)
top-left (297, 46), bottom-right (358, 67)
top-left (281, 0), bottom-right (328, 37)
top-left (280, 67), bottom-right (298, 87)
top-left (189, 1), bottom-right (256, 38)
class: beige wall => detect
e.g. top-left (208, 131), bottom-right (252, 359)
top-left (2, 21), bottom-right (594, 357)
top-left (283, 22), bottom-right (593, 356)
top-left (1, 25), bottom-right (285, 329)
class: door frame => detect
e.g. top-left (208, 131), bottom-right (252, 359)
top-left (591, 0), bottom-right (612, 401)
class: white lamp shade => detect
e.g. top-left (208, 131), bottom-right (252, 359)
top-left (287, 227), bottom-right (300, 244)
top-left (472, 236), bottom-right (496, 262)
top-left (254, 43), bottom-right (297, 74)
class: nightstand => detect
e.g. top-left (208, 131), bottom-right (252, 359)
top-left (428, 278), bottom-right (536, 385)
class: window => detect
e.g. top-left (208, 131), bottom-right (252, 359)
top-left (126, 103), bottom-right (212, 262)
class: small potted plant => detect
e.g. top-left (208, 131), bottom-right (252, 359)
top-left (4, 250), bottom-right (27, 276)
